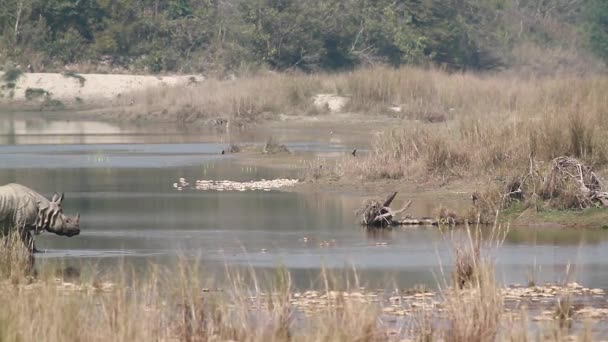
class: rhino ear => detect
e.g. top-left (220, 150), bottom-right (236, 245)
top-left (51, 193), bottom-right (64, 204)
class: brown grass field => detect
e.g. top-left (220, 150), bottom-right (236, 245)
top-left (115, 66), bottom-right (608, 223)
top-left (121, 66), bottom-right (607, 180)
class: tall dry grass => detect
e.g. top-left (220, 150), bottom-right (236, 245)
top-left (336, 68), bottom-right (608, 181)
top-left (0, 247), bottom-right (391, 342)
top-left (120, 67), bottom-right (608, 180)
top-left (116, 72), bottom-right (337, 127)
top-left (0, 232), bottom-right (34, 282)
top-left (155, 67), bottom-right (605, 183)
top-left (1, 222), bottom-right (599, 341)
top-left (441, 225), bottom-right (506, 342)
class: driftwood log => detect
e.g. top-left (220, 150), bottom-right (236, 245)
top-left (543, 157), bottom-right (608, 209)
top-left (358, 192), bottom-right (464, 228)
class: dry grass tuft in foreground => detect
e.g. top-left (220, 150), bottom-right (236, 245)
top-left (0, 232), bottom-right (34, 282)
top-left (0, 225), bottom-right (601, 341)
top-left (444, 225), bottom-right (506, 342)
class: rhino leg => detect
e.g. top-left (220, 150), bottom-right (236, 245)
top-left (18, 227), bottom-right (37, 254)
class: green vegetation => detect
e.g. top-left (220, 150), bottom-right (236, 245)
top-left (24, 87), bottom-right (49, 100)
top-left (62, 71), bottom-right (86, 86)
top-left (585, 0), bottom-right (608, 62)
top-left (23, 87), bottom-right (64, 109)
top-left (4, 82), bottom-right (15, 89)
top-left (1, 63), bottom-right (23, 83)
top-left (42, 98), bottom-right (64, 109)
top-left (1, 64), bottom-right (23, 100)
top-left (0, 0), bottom-right (606, 73)
top-left (500, 204), bottom-right (608, 228)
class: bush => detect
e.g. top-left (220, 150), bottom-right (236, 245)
top-left (1, 64), bottom-right (23, 83)
top-left (263, 137), bottom-right (290, 154)
top-left (585, 0), bottom-right (608, 62)
top-left (43, 98), bottom-right (65, 109)
top-left (46, 29), bottom-right (89, 64)
top-left (25, 88), bottom-right (50, 100)
top-left (63, 71), bottom-right (86, 87)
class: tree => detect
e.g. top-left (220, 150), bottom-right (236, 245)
top-left (30, 0), bottom-right (105, 40)
top-left (0, 0), bottom-right (32, 42)
top-left (585, 0), bottom-right (608, 62)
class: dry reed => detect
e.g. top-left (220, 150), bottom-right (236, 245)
top-left (333, 68), bottom-right (608, 181)
top-left (116, 72), bottom-right (334, 127)
top-left (0, 225), bottom-right (600, 341)
top-left (118, 66), bottom-right (608, 184)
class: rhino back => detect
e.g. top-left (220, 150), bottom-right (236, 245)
top-left (0, 184), bottom-right (48, 230)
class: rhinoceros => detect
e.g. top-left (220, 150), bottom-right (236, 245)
top-left (0, 183), bottom-right (80, 252)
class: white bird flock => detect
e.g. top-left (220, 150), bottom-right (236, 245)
top-left (173, 177), bottom-right (299, 191)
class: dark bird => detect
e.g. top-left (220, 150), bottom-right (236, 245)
top-left (221, 150), bottom-right (225, 155)
top-left (351, 148), bottom-right (357, 157)
top-left (471, 191), bottom-right (480, 206)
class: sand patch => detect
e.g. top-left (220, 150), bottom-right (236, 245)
top-left (0, 72), bottom-right (203, 105)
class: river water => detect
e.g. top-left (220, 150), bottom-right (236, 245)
top-left (2, 113), bottom-right (608, 290)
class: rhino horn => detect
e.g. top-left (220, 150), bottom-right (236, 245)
top-left (76, 213), bottom-right (80, 223)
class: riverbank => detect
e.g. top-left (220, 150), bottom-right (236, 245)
top-left (0, 71), bottom-right (203, 109)
top-left (2, 67), bottom-right (608, 228)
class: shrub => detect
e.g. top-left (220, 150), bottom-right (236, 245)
top-left (1, 64), bottom-right (23, 83)
top-left (445, 225), bottom-right (505, 342)
top-left (63, 71), bottom-right (86, 87)
top-left (25, 88), bottom-right (50, 100)
top-left (43, 98), bottom-right (65, 109)
top-left (263, 137), bottom-right (290, 154)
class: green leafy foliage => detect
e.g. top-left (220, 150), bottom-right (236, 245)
top-left (24, 87), bottom-right (49, 100)
top-left (585, 0), bottom-right (608, 61)
top-left (0, 0), bottom-right (605, 72)
top-left (63, 71), bottom-right (86, 86)
top-left (1, 64), bottom-right (23, 83)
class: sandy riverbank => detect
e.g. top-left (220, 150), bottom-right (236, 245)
top-left (0, 71), bottom-right (203, 106)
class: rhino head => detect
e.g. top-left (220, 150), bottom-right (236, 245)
top-left (36, 193), bottom-right (80, 237)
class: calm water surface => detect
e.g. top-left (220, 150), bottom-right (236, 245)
top-left (2, 114), bottom-right (608, 289)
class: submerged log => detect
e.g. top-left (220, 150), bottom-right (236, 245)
top-left (358, 192), bottom-right (464, 228)
top-left (398, 218), bottom-right (437, 226)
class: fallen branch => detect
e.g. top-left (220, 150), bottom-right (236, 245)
top-left (542, 157), bottom-right (608, 209)
top-left (358, 193), bottom-right (465, 228)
